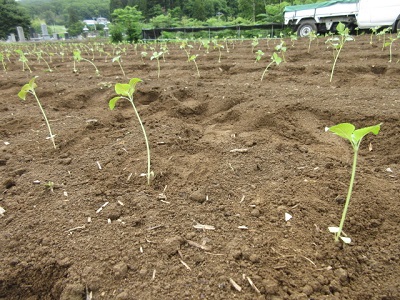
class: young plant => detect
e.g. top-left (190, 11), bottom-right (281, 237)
top-left (251, 36), bottom-right (259, 53)
top-left (108, 78), bottom-right (153, 185)
top-left (325, 22), bottom-right (354, 82)
top-left (73, 49), bottom-right (100, 76)
top-left (18, 76), bottom-right (56, 149)
top-left (34, 50), bottom-right (53, 72)
top-left (140, 51), bottom-right (148, 64)
top-left (212, 39), bottom-right (224, 63)
top-left (254, 49), bottom-right (264, 63)
top-left (200, 40), bottom-right (210, 53)
top-left (15, 49), bottom-right (32, 73)
top-left (377, 27), bottom-right (391, 50)
top-left (261, 52), bottom-right (282, 81)
top-left (275, 41), bottom-right (287, 63)
top-left (326, 122), bottom-right (381, 244)
top-left (150, 51), bottom-right (163, 78)
top-left (290, 33), bottom-right (298, 47)
top-left (189, 54), bottom-right (200, 77)
top-left (0, 53), bottom-right (6, 72)
top-left (384, 34), bottom-right (398, 62)
top-left (369, 26), bottom-right (380, 44)
top-left (112, 55), bottom-right (126, 77)
top-left (308, 30), bottom-right (318, 53)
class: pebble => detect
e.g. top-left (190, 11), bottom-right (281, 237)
top-left (189, 189), bottom-right (206, 203)
top-left (113, 262), bottom-right (128, 279)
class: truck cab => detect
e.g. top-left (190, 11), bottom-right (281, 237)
top-left (284, 0), bottom-right (400, 37)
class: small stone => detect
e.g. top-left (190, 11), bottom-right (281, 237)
top-left (263, 279), bottom-right (279, 295)
top-left (329, 279), bottom-right (341, 293)
top-left (60, 284), bottom-right (84, 300)
top-left (249, 253), bottom-right (260, 263)
top-left (250, 208), bottom-right (261, 217)
top-left (113, 262), bottom-right (128, 279)
top-left (160, 236), bottom-right (183, 257)
top-left (245, 140), bottom-right (256, 147)
top-left (334, 268), bottom-right (349, 284)
top-left (106, 202), bottom-right (122, 220)
top-left (290, 292), bottom-right (308, 300)
top-left (302, 284), bottom-right (314, 296)
top-left (189, 189), bottom-right (206, 203)
top-left (231, 250), bottom-right (242, 260)
top-left (138, 268), bottom-right (147, 277)
top-left (59, 158), bottom-right (72, 165)
top-left (115, 291), bottom-right (129, 300)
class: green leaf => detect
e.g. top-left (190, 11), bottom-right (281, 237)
top-left (352, 123), bottom-right (381, 143)
top-left (28, 76), bottom-right (38, 89)
top-left (112, 56), bottom-right (120, 62)
top-left (18, 86), bottom-right (29, 100)
top-left (108, 96), bottom-right (121, 110)
top-left (129, 78), bottom-right (142, 89)
top-left (115, 83), bottom-right (131, 96)
top-left (328, 123), bottom-right (355, 142)
top-left (18, 77), bottom-right (38, 100)
top-left (272, 52), bottom-right (282, 65)
top-left (73, 50), bottom-right (81, 61)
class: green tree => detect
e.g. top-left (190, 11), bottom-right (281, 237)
top-left (111, 6), bottom-right (143, 42)
top-left (238, 0), bottom-right (264, 22)
top-left (258, 1), bottom-right (290, 23)
top-left (0, 0), bottom-right (31, 40)
top-left (150, 13), bottom-right (178, 28)
top-left (68, 21), bottom-right (85, 37)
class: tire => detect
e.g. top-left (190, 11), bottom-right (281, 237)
top-left (297, 22), bottom-right (317, 37)
top-left (396, 20), bottom-right (400, 33)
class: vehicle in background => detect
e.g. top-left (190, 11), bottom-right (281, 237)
top-left (284, 0), bottom-right (400, 37)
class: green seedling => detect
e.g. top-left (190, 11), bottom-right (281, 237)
top-left (108, 78), bottom-right (152, 185)
top-left (326, 122), bottom-right (381, 244)
top-left (59, 51), bottom-right (65, 62)
top-left (261, 52), bottom-right (282, 81)
top-left (325, 22), bottom-right (354, 82)
top-left (254, 49), bottom-right (264, 63)
top-left (290, 33), bottom-right (298, 47)
top-left (150, 51), bottom-right (163, 78)
top-left (212, 39), bottom-right (224, 63)
top-left (384, 34), bottom-right (398, 62)
top-left (112, 55), bottom-right (126, 77)
top-left (189, 54), bottom-right (200, 77)
top-left (201, 40), bottom-right (210, 53)
top-left (35, 50), bottom-right (53, 72)
top-left (180, 40), bottom-right (193, 62)
top-left (251, 37), bottom-right (259, 53)
top-left (370, 26), bottom-right (380, 44)
top-left (308, 30), bottom-right (318, 53)
top-left (140, 51), bottom-right (148, 64)
top-left (160, 43), bottom-right (169, 62)
top-left (275, 41), bottom-right (287, 63)
top-left (44, 181), bottom-right (55, 192)
top-left (15, 49), bottom-right (32, 73)
top-left (0, 53), bottom-right (6, 72)
top-left (18, 76), bottom-right (56, 149)
top-left (73, 49), bottom-right (100, 76)
top-left (377, 27), bottom-right (391, 50)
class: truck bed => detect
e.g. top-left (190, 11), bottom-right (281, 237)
top-left (284, 0), bottom-right (359, 25)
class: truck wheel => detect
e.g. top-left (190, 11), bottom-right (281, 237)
top-left (297, 22), bottom-right (317, 37)
top-left (396, 20), bottom-right (400, 32)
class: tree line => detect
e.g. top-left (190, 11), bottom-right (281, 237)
top-left (1, 0), bottom-right (325, 40)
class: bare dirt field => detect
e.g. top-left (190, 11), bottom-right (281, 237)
top-left (0, 34), bottom-right (399, 300)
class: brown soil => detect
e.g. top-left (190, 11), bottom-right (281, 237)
top-left (0, 35), bottom-right (399, 300)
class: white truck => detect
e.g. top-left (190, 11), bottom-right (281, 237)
top-left (284, 0), bottom-right (400, 37)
